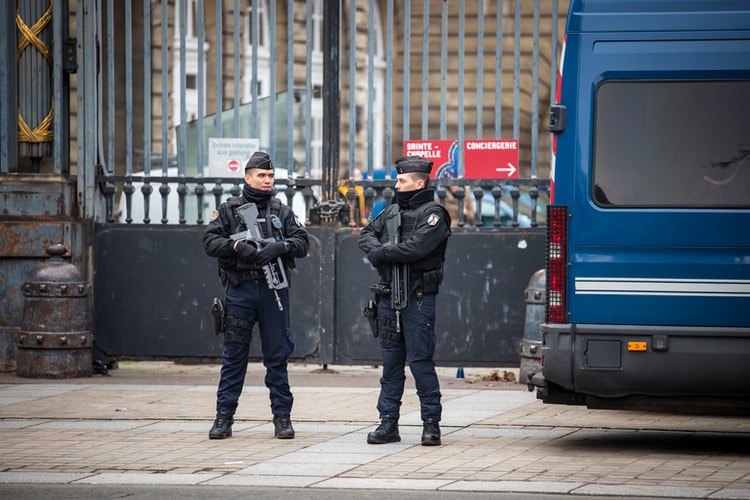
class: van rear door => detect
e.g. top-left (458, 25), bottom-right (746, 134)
top-left (561, 9), bottom-right (750, 329)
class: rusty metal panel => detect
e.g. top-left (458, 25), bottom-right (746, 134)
top-left (0, 260), bottom-right (38, 326)
top-left (0, 222), bottom-right (72, 257)
top-left (0, 177), bottom-right (74, 217)
top-left (0, 326), bottom-right (17, 372)
top-left (0, 221), bottom-right (83, 373)
top-left (0, 219), bottom-right (82, 340)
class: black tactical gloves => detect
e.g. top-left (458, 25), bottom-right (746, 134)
top-left (235, 241), bottom-right (258, 263)
top-left (367, 246), bottom-right (386, 268)
top-left (256, 241), bottom-right (286, 266)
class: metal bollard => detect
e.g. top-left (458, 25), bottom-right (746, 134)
top-left (16, 244), bottom-right (93, 378)
top-left (518, 269), bottom-right (545, 388)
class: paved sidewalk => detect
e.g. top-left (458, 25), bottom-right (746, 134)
top-left (0, 362), bottom-right (749, 499)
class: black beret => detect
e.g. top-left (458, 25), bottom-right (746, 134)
top-left (395, 155), bottom-right (433, 175)
top-left (245, 151), bottom-right (273, 170)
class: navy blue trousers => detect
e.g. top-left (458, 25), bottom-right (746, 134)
top-left (376, 291), bottom-right (442, 423)
top-left (216, 279), bottom-right (294, 417)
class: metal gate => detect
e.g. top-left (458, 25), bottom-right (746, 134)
top-left (0, 0), bottom-right (564, 369)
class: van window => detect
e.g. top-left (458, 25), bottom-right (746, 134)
top-left (592, 80), bottom-right (750, 208)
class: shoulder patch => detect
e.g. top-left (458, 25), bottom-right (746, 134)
top-left (427, 213), bottom-right (440, 226)
top-left (209, 210), bottom-right (219, 222)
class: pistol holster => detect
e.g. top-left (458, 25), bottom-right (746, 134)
top-left (364, 299), bottom-right (379, 338)
top-left (211, 298), bottom-right (225, 336)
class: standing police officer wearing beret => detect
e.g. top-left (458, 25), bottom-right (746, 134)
top-left (358, 156), bottom-right (452, 446)
top-left (203, 151), bottom-right (309, 440)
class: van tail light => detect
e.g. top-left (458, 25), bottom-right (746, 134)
top-left (546, 206), bottom-right (568, 323)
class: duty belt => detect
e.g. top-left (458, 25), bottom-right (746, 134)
top-left (238, 269), bottom-right (265, 281)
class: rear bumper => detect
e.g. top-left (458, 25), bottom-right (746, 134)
top-left (539, 322), bottom-right (750, 399)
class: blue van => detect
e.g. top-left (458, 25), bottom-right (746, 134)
top-left (533, 0), bottom-right (750, 413)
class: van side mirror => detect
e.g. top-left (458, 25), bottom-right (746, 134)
top-left (550, 105), bottom-right (566, 133)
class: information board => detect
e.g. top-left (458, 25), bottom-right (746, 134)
top-left (463, 139), bottom-right (519, 179)
top-left (208, 138), bottom-right (261, 178)
top-left (404, 140), bottom-right (458, 179)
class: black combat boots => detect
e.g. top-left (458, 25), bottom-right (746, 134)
top-left (367, 419), bottom-right (400, 444)
top-left (421, 421), bottom-right (441, 446)
top-left (273, 414), bottom-right (295, 439)
top-left (208, 412), bottom-right (234, 439)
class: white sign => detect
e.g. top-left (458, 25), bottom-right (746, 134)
top-left (208, 138), bottom-right (261, 178)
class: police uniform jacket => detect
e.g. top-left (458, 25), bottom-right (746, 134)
top-left (202, 189), bottom-right (309, 277)
top-left (359, 188), bottom-right (451, 293)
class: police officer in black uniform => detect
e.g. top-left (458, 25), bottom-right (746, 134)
top-left (203, 151), bottom-right (309, 440)
top-left (358, 155), bottom-right (452, 446)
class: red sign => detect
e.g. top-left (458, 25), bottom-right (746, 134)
top-left (227, 159), bottom-right (241, 173)
top-left (464, 139), bottom-right (519, 179)
top-left (403, 140), bottom-right (458, 179)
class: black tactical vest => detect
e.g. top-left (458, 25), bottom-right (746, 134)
top-left (219, 196), bottom-right (291, 271)
top-left (381, 201), bottom-right (448, 277)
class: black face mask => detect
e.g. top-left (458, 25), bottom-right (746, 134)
top-left (396, 189), bottom-right (419, 209)
top-left (242, 184), bottom-right (273, 205)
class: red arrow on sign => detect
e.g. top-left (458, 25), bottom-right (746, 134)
top-left (464, 139), bottom-right (519, 179)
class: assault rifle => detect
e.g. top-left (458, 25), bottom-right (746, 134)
top-left (231, 202), bottom-right (289, 311)
top-left (385, 210), bottom-right (408, 333)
